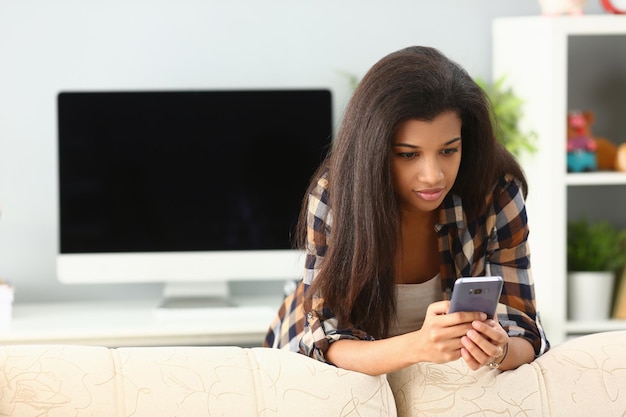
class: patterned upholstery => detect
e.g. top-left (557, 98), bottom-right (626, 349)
top-left (1, 331), bottom-right (625, 416)
top-left (0, 345), bottom-right (395, 417)
top-left (388, 330), bottom-right (626, 417)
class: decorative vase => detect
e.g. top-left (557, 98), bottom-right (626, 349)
top-left (568, 271), bottom-right (615, 321)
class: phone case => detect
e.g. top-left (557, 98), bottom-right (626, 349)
top-left (448, 276), bottom-right (503, 319)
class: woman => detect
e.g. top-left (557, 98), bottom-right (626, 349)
top-left (264, 45), bottom-right (549, 376)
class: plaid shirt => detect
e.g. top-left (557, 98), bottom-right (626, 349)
top-left (264, 171), bottom-right (550, 363)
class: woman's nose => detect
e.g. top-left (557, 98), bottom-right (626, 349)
top-left (418, 157), bottom-right (444, 184)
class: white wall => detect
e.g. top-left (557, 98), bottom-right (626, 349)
top-left (0, 0), bottom-right (605, 302)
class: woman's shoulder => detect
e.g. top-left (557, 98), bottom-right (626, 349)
top-left (492, 173), bottom-right (526, 200)
top-left (310, 169), bottom-right (330, 197)
top-left (306, 168), bottom-right (331, 218)
top-left (486, 174), bottom-right (528, 225)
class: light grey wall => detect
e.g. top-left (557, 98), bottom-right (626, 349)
top-left (0, 0), bottom-right (606, 303)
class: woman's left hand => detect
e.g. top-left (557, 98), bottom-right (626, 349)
top-left (459, 318), bottom-right (509, 370)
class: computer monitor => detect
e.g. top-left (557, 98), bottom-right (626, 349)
top-left (56, 89), bottom-right (332, 307)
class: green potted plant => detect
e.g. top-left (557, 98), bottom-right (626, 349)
top-left (567, 217), bottom-right (626, 321)
top-left (474, 75), bottom-right (538, 159)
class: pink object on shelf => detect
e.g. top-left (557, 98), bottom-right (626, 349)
top-left (538, 0), bottom-right (587, 15)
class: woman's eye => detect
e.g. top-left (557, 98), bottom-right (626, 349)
top-left (398, 152), bottom-right (418, 159)
top-left (441, 147), bottom-right (459, 156)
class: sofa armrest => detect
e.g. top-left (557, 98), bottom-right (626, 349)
top-left (387, 330), bottom-right (626, 417)
top-left (0, 344), bottom-right (396, 417)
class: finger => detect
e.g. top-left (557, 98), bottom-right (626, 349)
top-left (472, 320), bottom-right (507, 345)
top-left (488, 319), bottom-right (500, 328)
top-left (466, 329), bottom-right (502, 358)
top-left (460, 347), bottom-right (481, 370)
top-left (422, 319), bottom-right (475, 343)
top-left (460, 338), bottom-right (488, 369)
top-left (428, 300), bottom-right (451, 315)
top-left (447, 311), bottom-right (488, 324)
top-left (430, 301), bottom-right (489, 323)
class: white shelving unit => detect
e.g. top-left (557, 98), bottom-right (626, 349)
top-left (493, 15), bottom-right (626, 345)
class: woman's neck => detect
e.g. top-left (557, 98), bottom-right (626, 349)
top-left (395, 209), bottom-right (440, 284)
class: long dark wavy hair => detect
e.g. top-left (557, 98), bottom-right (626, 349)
top-left (300, 46), bottom-right (527, 339)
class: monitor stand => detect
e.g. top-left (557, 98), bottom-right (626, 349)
top-left (158, 281), bottom-right (236, 309)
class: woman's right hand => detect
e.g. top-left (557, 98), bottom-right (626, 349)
top-left (411, 300), bottom-right (487, 364)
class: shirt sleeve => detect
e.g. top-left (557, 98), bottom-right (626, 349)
top-left (298, 175), bottom-right (375, 363)
top-left (486, 176), bottom-right (550, 356)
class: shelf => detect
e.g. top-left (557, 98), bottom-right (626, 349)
top-left (507, 14), bottom-right (626, 35)
top-left (565, 319), bottom-right (626, 334)
top-left (567, 171), bottom-right (626, 185)
top-left (493, 15), bottom-right (626, 347)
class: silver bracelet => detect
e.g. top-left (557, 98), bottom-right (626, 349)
top-left (488, 342), bottom-right (509, 369)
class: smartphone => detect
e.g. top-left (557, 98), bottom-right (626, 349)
top-left (448, 276), bottom-right (503, 319)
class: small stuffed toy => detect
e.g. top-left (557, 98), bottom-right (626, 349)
top-left (595, 138), bottom-right (626, 172)
top-left (567, 110), bottom-right (597, 172)
top-left (568, 109), bottom-right (626, 172)
top-left (619, 144), bottom-right (626, 171)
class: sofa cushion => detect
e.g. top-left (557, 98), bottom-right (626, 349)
top-left (0, 344), bottom-right (396, 417)
top-left (387, 330), bottom-right (626, 417)
top-left (535, 331), bottom-right (626, 416)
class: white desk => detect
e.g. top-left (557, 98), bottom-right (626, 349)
top-left (1, 296), bottom-right (282, 347)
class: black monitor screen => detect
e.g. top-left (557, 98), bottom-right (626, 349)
top-left (58, 89), bottom-right (333, 254)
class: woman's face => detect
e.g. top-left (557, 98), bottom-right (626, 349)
top-left (391, 110), bottom-right (462, 214)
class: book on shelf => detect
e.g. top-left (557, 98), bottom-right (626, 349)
top-left (613, 266), bottom-right (626, 319)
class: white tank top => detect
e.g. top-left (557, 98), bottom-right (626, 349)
top-left (388, 274), bottom-right (442, 338)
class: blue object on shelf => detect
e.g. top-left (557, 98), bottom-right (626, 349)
top-left (567, 150), bottom-right (597, 172)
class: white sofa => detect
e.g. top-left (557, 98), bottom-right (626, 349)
top-left (1, 330), bottom-right (625, 417)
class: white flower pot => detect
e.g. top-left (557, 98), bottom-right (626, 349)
top-left (568, 271), bottom-right (615, 321)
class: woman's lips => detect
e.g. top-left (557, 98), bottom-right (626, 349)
top-left (415, 188), bottom-right (444, 201)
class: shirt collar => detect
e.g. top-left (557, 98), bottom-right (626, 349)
top-left (435, 193), bottom-right (465, 231)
